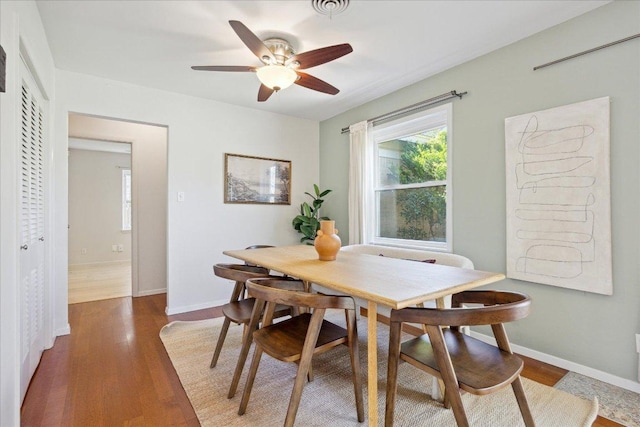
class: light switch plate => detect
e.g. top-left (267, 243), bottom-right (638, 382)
top-left (177, 191), bottom-right (185, 202)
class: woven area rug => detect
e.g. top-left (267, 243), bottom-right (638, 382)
top-left (160, 314), bottom-right (598, 426)
top-left (554, 371), bottom-right (640, 426)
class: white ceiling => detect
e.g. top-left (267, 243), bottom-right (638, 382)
top-left (36, 1), bottom-right (609, 121)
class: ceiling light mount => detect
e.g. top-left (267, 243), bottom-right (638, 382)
top-left (262, 38), bottom-right (295, 65)
top-left (311, 0), bottom-right (349, 18)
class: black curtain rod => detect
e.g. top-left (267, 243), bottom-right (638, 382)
top-left (340, 90), bottom-right (466, 134)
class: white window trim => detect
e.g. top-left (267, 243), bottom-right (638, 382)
top-left (368, 103), bottom-right (453, 252)
top-left (122, 169), bottom-right (132, 231)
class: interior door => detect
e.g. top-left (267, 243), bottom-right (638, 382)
top-left (19, 58), bottom-right (46, 402)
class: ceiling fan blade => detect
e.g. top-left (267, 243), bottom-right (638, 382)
top-left (294, 72), bottom-right (339, 95)
top-left (229, 20), bottom-right (275, 63)
top-left (258, 84), bottom-right (275, 102)
top-left (286, 44), bottom-right (353, 69)
top-left (191, 65), bottom-right (256, 72)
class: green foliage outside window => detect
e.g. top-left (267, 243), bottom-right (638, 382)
top-left (393, 129), bottom-right (447, 241)
top-left (399, 130), bottom-right (447, 182)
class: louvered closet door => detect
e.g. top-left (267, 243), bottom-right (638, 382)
top-left (19, 59), bottom-right (46, 402)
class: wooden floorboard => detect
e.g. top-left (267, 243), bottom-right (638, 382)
top-left (68, 261), bottom-right (132, 304)
top-left (21, 295), bottom-right (618, 426)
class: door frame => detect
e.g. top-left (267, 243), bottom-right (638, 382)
top-left (67, 138), bottom-right (136, 299)
top-left (65, 113), bottom-right (169, 302)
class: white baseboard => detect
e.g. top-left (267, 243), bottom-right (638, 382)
top-left (470, 331), bottom-right (640, 394)
top-left (136, 288), bottom-right (166, 297)
top-left (165, 298), bottom-right (226, 316)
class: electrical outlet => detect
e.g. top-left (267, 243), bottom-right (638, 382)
top-left (81, 248), bottom-right (87, 254)
top-left (117, 244), bottom-right (124, 252)
top-left (112, 245), bottom-right (118, 252)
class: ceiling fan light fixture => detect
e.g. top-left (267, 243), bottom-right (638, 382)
top-left (256, 65), bottom-right (297, 91)
top-left (191, 20), bottom-right (351, 101)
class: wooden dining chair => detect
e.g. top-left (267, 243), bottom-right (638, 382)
top-left (211, 261), bottom-right (299, 369)
top-left (226, 277), bottom-right (307, 399)
top-left (385, 290), bottom-right (534, 427)
top-left (237, 279), bottom-right (365, 427)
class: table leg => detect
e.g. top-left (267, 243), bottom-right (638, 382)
top-left (416, 302), bottom-right (428, 334)
top-left (431, 297), bottom-right (447, 401)
top-left (367, 301), bottom-right (378, 426)
top-left (302, 280), bottom-right (312, 293)
top-left (302, 281), bottom-right (312, 314)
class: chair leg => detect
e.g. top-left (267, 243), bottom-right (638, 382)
top-left (238, 346), bottom-right (264, 415)
top-left (417, 300), bottom-right (450, 402)
top-left (511, 376), bottom-right (535, 427)
top-left (293, 360), bottom-right (314, 383)
top-left (439, 378), bottom-right (451, 408)
top-left (210, 317), bottom-right (231, 368)
top-left (290, 304), bottom-right (311, 362)
top-left (229, 299), bottom-right (266, 399)
top-left (283, 309), bottom-right (325, 427)
top-left (426, 325), bottom-right (469, 427)
top-left (242, 323), bottom-right (249, 341)
top-left (283, 359), bottom-right (311, 427)
top-left (228, 322), bottom-right (257, 398)
top-left (385, 321), bottom-right (403, 427)
top-left (443, 386), bottom-right (468, 427)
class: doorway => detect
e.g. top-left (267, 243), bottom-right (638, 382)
top-left (67, 113), bottom-right (168, 304)
top-left (68, 140), bottom-right (132, 303)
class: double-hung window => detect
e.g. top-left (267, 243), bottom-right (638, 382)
top-left (370, 104), bottom-right (452, 251)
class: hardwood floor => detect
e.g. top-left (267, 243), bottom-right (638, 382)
top-left (21, 294), bottom-right (618, 426)
top-left (68, 261), bottom-right (132, 304)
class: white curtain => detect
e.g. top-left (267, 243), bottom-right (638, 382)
top-left (348, 121), bottom-right (374, 245)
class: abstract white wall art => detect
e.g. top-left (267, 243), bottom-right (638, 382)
top-left (505, 97), bottom-right (612, 295)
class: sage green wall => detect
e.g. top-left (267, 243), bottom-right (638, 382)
top-left (319, 1), bottom-right (640, 383)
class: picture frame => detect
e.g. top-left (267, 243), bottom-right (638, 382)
top-left (224, 153), bottom-right (291, 205)
top-left (504, 97), bottom-right (612, 295)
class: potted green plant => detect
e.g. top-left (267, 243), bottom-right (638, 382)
top-left (292, 184), bottom-right (332, 244)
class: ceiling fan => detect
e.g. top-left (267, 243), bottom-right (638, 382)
top-left (191, 20), bottom-right (353, 102)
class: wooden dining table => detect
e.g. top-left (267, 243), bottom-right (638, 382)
top-left (223, 244), bottom-right (506, 426)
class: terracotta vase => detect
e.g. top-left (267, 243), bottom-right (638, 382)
top-left (314, 220), bottom-right (341, 261)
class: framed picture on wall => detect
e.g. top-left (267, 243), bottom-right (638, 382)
top-left (504, 96), bottom-right (612, 295)
top-left (224, 153), bottom-right (291, 205)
